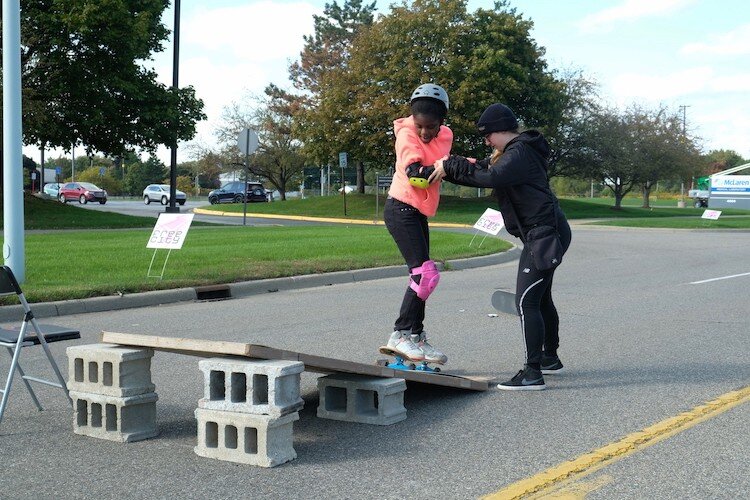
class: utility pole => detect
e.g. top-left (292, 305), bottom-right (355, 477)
top-left (678, 105), bottom-right (690, 135)
top-left (678, 104), bottom-right (690, 208)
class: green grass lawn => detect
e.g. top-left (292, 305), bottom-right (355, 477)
top-left (2, 194), bottom-right (161, 230)
top-left (2, 191), bottom-right (749, 303)
top-left (6, 225), bottom-right (510, 303)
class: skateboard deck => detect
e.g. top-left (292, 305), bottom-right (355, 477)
top-left (491, 290), bottom-right (518, 315)
top-left (100, 331), bottom-right (492, 391)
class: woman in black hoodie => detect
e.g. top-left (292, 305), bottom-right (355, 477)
top-left (431, 103), bottom-right (572, 391)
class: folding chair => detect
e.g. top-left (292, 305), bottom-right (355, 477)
top-left (0, 266), bottom-right (80, 427)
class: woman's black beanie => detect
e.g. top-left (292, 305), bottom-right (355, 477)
top-left (476, 103), bottom-right (518, 134)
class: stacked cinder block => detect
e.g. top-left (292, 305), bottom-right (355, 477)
top-left (316, 373), bottom-right (407, 425)
top-left (194, 358), bottom-right (304, 467)
top-left (66, 344), bottom-right (158, 443)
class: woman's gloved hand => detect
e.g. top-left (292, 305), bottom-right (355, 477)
top-left (406, 162), bottom-right (435, 189)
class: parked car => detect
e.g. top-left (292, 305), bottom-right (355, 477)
top-left (142, 184), bottom-right (187, 205)
top-left (208, 181), bottom-right (268, 204)
top-left (58, 182), bottom-right (107, 204)
top-left (43, 182), bottom-right (62, 198)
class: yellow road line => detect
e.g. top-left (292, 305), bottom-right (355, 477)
top-left (192, 208), bottom-right (471, 228)
top-left (483, 385), bottom-right (750, 500)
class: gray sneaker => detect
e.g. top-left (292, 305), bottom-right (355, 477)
top-left (496, 365), bottom-right (546, 391)
top-left (386, 331), bottom-right (424, 361)
top-left (541, 353), bottom-right (564, 375)
top-left (411, 332), bottom-right (447, 364)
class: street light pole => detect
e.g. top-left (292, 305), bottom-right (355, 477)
top-left (166, 0), bottom-right (181, 213)
top-left (3, 0), bottom-right (25, 281)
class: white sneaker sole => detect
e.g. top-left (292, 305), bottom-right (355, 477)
top-left (541, 366), bottom-right (565, 375)
top-left (381, 345), bottom-right (425, 362)
top-left (496, 383), bottom-right (546, 391)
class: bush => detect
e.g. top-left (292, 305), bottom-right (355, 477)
top-left (75, 167), bottom-right (124, 195)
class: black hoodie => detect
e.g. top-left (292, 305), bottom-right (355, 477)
top-left (443, 130), bottom-right (563, 239)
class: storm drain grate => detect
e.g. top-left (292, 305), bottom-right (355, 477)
top-left (195, 284), bottom-right (232, 301)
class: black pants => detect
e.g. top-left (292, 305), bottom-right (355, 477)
top-left (384, 197), bottom-right (429, 334)
top-left (514, 214), bottom-right (572, 365)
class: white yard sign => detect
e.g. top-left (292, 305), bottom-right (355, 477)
top-left (147, 213), bottom-right (194, 249)
top-left (473, 208), bottom-right (505, 235)
top-left (701, 209), bottom-right (722, 220)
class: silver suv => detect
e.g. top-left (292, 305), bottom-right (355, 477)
top-left (143, 184), bottom-right (187, 205)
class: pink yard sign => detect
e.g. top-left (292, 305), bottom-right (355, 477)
top-left (473, 208), bottom-right (505, 235)
top-left (147, 213), bottom-right (195, 249)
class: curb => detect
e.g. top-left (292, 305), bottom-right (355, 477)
top-left (0, 246), bottom-right (520, 322)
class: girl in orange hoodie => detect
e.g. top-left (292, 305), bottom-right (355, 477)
top-left (381, 83), bottom-right (453, 366)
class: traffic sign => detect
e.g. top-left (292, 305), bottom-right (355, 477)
top-left (377, 176), bottom-right (393, 188)
top-left (237, 128), bottom-right (259, 155)
top-left (339, 152), bottom-right (348, 169)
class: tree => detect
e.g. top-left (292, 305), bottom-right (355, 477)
top-left (572, 105), bottom-right (703, 209)
top-left (289, 0), bottom-right (377, 192)
top-left (573, 108), bottom-right (637, 209)
top-left (545, 68), bottom-right (601, 179)
top-left (293, 0), bottom-right (566, 186)
top-left (631, 106), bottom-right (702, 207)
top-left (76, 167), bottom-right (123, 195)
top-left (16, 0), bottom-right (205, 158)
top-left (182, 150), bottom-right (225, 191)
top-left (702, 150), bottom-right (747, 174)
top-left (213, 89), bottom-right (306, 200)
top-left (290, 0), bottom-right (377, 96)
top-left (123, 156), bottom-right (167, 195)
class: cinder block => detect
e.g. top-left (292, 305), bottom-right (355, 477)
top-left (194, 408), bottom-right (298, 467)
top-left (316, 374), bottom-right (406, 425)
top-left (67, 344), bottom-right (155, 397)
top-left (198, 358), bottom-right (304, 416)
top-left (71, 390), bottom-right (159, 443)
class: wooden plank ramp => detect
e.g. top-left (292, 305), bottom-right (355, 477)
top-left (100, 331), bottom-right (491, 391)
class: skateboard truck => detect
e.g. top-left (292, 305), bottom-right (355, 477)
top-left (379, 346), bottom-right (443, 373)
top-left (383, 354), bottom-right (441, 373)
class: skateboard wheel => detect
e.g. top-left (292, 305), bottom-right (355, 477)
top-left (409, 363), bottom-right (416, 370)
top-left (434, 367), bottom-right (441, 373)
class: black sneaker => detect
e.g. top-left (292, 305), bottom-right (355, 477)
top-left (541, 354), bottom-right (564, 375)
top-left (496, 366), bottom-right (546, 391)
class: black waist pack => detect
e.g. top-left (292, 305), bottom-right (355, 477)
top-left (525, 225), bottom-right (563, 271)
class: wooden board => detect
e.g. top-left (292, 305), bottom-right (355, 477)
top-left (100, 331), bottom-right (492, 391)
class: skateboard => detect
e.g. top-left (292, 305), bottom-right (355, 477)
top-left (491, 290), bottom-right (518, 315)
top-left (377, 346), bottom-right (444, 373)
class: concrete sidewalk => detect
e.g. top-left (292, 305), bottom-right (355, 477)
top-left (0, 246), bottom-right (519, 323)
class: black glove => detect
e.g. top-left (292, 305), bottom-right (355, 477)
top-left (406, 162), bottom-right (435, 189)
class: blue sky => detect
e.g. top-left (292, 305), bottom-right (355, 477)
top-left (26, 0), bottom-right (750, 165)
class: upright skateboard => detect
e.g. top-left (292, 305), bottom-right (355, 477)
top-left (377, 345), bottom-right (443, 373)
top-left (491, 290), bottom-right (518, 315)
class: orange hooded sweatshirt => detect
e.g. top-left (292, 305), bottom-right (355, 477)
top-left (388, 115), bottom-right (453, 217)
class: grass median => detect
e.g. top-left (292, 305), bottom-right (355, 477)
top-left (7, 225), bottom-right (510, 304)
top-left (3, 192), bottom-right (748, 304)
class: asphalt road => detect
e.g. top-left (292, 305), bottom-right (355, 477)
top-left (1, 223), bottom-right (748, 499)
